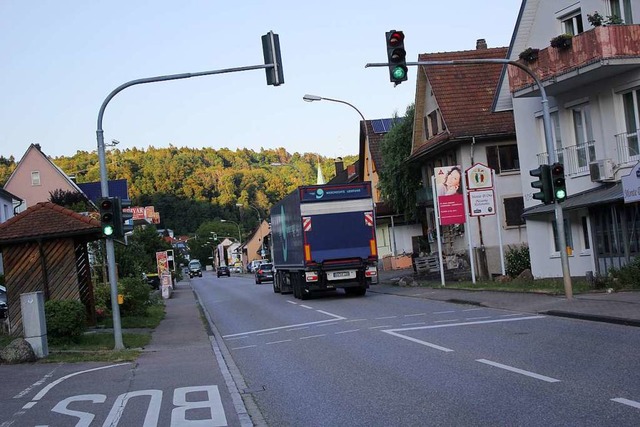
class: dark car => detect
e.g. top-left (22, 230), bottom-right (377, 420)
top-left (255, 263), bottom-right (273, 284)
top-left (0, 285), bottom-right (7, 318)
top-left (217, 266), bottom-right (231, 278)
top-left (188, 260), bottom-right (203, 278)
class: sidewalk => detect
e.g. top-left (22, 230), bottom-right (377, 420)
top-left (372, 267), bottom-right (640, 327)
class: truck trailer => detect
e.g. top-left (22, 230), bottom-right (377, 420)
top-left (270, 182), bottom-right (378, 299)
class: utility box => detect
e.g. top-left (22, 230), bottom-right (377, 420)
top-left (20, 291), bottom-right (48, 358)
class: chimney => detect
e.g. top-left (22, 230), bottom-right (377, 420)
top-left (334, 157), bottom-right (344, 175)
top-left (476, 39), bottom-right (487, 50)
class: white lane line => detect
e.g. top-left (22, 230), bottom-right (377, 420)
top-left (257, 331), bottom-right (279, 336)
top-left (316, 322), bottom-right (341, 328)
top-left (315, 310), bottom-right (347, 320)
top-left (476, 359), bottom-right (561, 383)
top-left (369, 325), bottom-right (393, 329)
top-left (500, 313), bottom-right (526, 317)
top-left (286, 300), bottom-right (297, 305)
top-left (223, 318), bottom-right (344, 338)
top-left (611, 398), bottom-right (640, 409)
top-left (14, 367), bottom-right (59, 399)
top-left (29, 363), bottom-right (131, 403)
top-left (466, 316), bottom-right (492, 321)
top-left (300, 334), bottom-right (326, 340)
top-left (389, 316), bottom-right (545, 333)
top-left (375, 316), bottom-right (397, 320)
top-left (286, 326), bottom-right (309, 332)
top-left (433, 319), bottom-right (460, 323)
top-left (224, 336), bottom-right (249, 341)
top-left (335, 329), bottom-right (360, 334)
top-left (405, 313), bottom-right (427, 317)
top-left (383, 330), bottom-right (454, 352)
top-left (402, 322), bottom-right (426, 327)
top-left (300, 304), bottom-right (313, 309)
top-left (462, 308), bottom-right (484, 312)
top-left (231, 345), bottom-right (257, 350)
top-left (266, 339), bottom-right (292, 345)
top-left (345, 319), bottom-right (367, 323)
top-left (434, 310), bottom-right (456, 314)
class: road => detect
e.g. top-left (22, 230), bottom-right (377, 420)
top-left (194, 273), bottom-right (640, 426)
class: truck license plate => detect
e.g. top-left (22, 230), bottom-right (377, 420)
top-left (328, 270), bottom-right (356, 280)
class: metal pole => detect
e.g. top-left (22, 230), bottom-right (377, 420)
top-left (366, 58), bottom-right (572, 298)
top-left (97, 63), bottom-right (283, 350)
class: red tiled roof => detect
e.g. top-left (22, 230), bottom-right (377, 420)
top-left (0, 202), bottom-right (101, 244)
top-left (420, 47), bottom-right (515, 139)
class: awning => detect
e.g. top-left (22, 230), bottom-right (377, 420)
top-left (522, 182), bottom-right (623, 218)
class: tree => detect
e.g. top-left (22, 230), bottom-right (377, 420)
top-left (378, 104), bottom-right (421, 220)
top-left (49, 189), bottom-right (92, 212)
top-left (115, 225), bottom-right (172, 277)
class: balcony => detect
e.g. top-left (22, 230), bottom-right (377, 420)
top-left (509, 25), bottom-right (640, 97)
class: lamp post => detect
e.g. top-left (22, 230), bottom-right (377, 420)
top-left (236, 203), bottom-right (265, 259)
top-left (221, 219), bottom-right (243, 270)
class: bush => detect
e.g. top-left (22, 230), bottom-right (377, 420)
top-left (505, 245), bottom-right (531, 278)
top-left (118, 277), bottom-right (152, 317)
top-left (94, 283), bottom-right (111, 313)
top-left (608, 257), bottom-right (640, 290)
top-left (45, 300), bottom-right (87, 344)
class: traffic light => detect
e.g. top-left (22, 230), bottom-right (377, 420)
top-left (529, 164), bottom-right (553, 204)
top-left (385, 30), bottom-right (407, 84)
top-left (98, 197), bottom-right (117, 237)
top-left (551, 162), bottom-right (567, 203)
top-left (262, 31), bottom-right (284, 86)
top-left (120, 199), bottom-right (134, 237)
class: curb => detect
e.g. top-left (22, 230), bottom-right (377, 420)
top-left (542, 310), bottom-right (640, 327)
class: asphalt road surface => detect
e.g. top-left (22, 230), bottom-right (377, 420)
top-left (194, 273), bottom-right (640, 426)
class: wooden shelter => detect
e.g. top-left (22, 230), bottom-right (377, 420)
top-left (0, 202), bottom-right (102, 336)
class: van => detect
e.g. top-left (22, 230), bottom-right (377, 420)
top-left (188, 260), bottom-right (202, 278)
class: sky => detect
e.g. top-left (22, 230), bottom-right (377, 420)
top-left (0, 1), bottom-right (522, 162)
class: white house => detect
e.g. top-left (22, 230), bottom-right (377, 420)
top-left (496, 0), bottom-right (640, 278)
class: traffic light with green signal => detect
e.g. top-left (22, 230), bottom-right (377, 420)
top-left (551, 162), bottom-right (567, 203)
top-left (529, 164), bottom-right (553, 204)
top-left (385, 30), bottom-right (407, 84)
top-left (99, 197), bottom-right (117, 237)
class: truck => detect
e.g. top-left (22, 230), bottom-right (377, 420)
top-left (270, 182), bottom-right (378, 299)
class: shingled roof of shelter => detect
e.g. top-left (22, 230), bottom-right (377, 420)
top-left (0, 202), bottom-right (101, 244)
top-left (420, 47), bottom-right (515, 139)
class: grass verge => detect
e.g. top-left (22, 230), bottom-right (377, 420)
top-left (402, 277), bottom-right (601, 295)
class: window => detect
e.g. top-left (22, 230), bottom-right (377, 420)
top-left (31, 171), bottom-right (40, 186)
top-left (572, 103), bottom-right (596, 170)
top-left (552, 219), bottom-right (573, 253)
top-left (581, 216), bottom-right (591, 251)
top-left (486, 144), bottom-right (520, 173)
top-left (561, 12), bottom-right (584, 35)
top-left (503, 197), bottom-right (525, 227)
top-left (425, 110), bottom-right (440, 138)
top-left (551, 112), bottom-right (563, 164)
top-left (622, 89), bottom-right (640, 157)
top-left (609, 0), bottom-right (633, 24)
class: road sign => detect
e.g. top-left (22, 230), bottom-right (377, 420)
top-left (468, 189), bottom-right (496, 217)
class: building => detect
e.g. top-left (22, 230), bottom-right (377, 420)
top-left (408, 40), bottom-right (524, 277)
top-left (496, 0), bottom-right (640, 278)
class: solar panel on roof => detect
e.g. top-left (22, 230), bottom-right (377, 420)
top-left (371, 120), bottom-right (386, 134)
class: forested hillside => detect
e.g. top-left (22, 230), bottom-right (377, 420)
top-left (0, 146), bottom-right (357, 235)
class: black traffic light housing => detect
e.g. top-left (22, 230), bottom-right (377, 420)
top-left (262, 31), bottom-right (284, 86)
top-left (98, 197), bottom-right (117, 237)
top-left (120, 199), bottom-right (134, 237)
top-left (551, 162), bottom-right (567, 203)
top-left (529, 164), bottom-right (553, 204)
top-left (386, 30), bottom-right (407, 84)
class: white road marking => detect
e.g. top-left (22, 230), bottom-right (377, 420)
top-left (315, 309), bottom-right (347, 320)
top-left (224, 336), bottom-right (249, 341)
top-left (286, 300), bottom-right (297, 305)
top-left (286, 326), bottom-right (309, 332)
top-left (21, 402), bottom-right (37, 409)
top-left (29, 363), bottom-right (131, 404)
top-left (300, 334), bottom-right (326, 340)
top-left (382, 331), bottom-right (454, 352)
top-left (369, 325), bottom-right (393, 329)
top-left (433, 319), bottom-right (460, 323)
top-left (433, 310), bottom-right (456, 314)
top-left (13, 366), bottom-right (59, 398)
top-left (335, 329), bottom-right (360, 334)
top-left (404, 313), bottom-right (427, 317)
top-left (462, 308), bottom-right (484, 312)
top-left (231, 345), bottom-right (257, 350)
top-left (345, 319), bottom-right (367, 323)
top-left (300, 304), bottom-right (313, 309)
top-left (316, 322), bottom-right (341, 328)
top-left (611, 398), bottom-right (640, 409)
top-left (266, 339), bottom-right (292, 345)
top-left (257, 331), bottom-right (279, 336)
top-left (375, 316), bottom-right (397, 320)
top-left (466, 316), bottom-right (492, 321)
top-left (500, 313), bottom-right (526, 317)
top-left (223, 318), bottom-right (343, 338)
top-left (402, 322), bottom-right (426, 326)
top-left (476, 359), bottom-right (561, 383)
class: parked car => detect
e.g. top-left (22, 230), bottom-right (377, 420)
top-left (248, 260), bottom-right (264, 273)
top-left (255, 263), bottom-right (273, 284)
top-left (0, 285), bottom-right (7, 318)
top-left (188, 260), bottom-right (203, 278)
top-left (217, 265), bottom-right (231, 278)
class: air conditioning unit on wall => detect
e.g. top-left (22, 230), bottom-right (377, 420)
top-left (589, 159), bottom-right (615, 182)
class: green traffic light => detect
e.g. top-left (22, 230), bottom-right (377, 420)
top-left (555, 189), bottom-right (566, 200)
top-left (392, 66), bottom-right (406, 80)
top-left (103, 225), bottom-right (115, 236)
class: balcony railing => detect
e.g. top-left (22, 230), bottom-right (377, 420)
top-left (509, 25), bottom-right (640, 96)
top-left (536, 140), bottom-right (596, 175)
top-left (616, 130), bottom-right (640, 165)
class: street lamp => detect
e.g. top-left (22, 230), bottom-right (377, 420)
top-left (236, 203), bottom-right (265, 259)
top-left (302, 94), bottom-right (366, 122)
top-left (221, 219), bottom-right (243, 270)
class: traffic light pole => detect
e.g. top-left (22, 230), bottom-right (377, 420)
top-left (97, 44), bottom-right (286, 350)
top-left (366, 58), bottom-right (572, 298)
